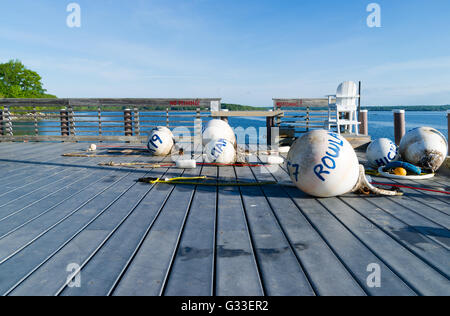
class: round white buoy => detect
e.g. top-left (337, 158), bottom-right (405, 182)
top-left (366, 138), bottom-right (399, 168)
top-left (399, 127), bottom-right (448, 172)
top-left (88, 144), bottom-right (97, 152)
top-left (202, 119), bottom-right (236, 146)
top-left (204, 138), bottom-right (236, 164)
top-left (175, 159), bottom-right (197, 169)
top-left (278, 146), bottom-right (291, 154)
top-left (147, 126), bottom-right (174, 156)
top-left (286, 130), bottom-right (360, 197)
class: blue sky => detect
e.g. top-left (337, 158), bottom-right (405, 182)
top-left (1, 0), bottom-right (449, 106)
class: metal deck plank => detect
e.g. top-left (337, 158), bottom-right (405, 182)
top-left (362, 196), bottom-right (450, 247)
top-left (320, 197), bottom-right (450, 296)
top-left (379, 177), bottom-right (450, 214)
top-left (340, 196), bottom-right (450, 276)
top-left (163, 166), bottom-right (218, 296)
top-left (397, 178), bottom-right (450, 202)
top-left (0, 143), bottom-right (81, 179)
top-left (111, 166), bottom-right (202, 296)
top-left (0, 158), bottom-right (101, 218)
top-left (9, 161), bottom-right (171, 296)
top-left (0, 153), bottom-right (98, 202)
top-left (250, 162), bottom-right (367, 296)
top-left (285, 187), bottom-right (416, 296)
top-left (0, 147), bottom-right (88, 187)
top-left (0, 159), bottom-right (123, 238)
top-left (59, 166), bottom-right (185, 296)
top-left (371, 176), bottom-right (450, 217)
top-left (214, 166), bottom-right (264, 296)
top-left (381, 195), bottom-right (450, 230)
top-left (235, 166), bottom-right (315, 296)
top-left (0, 165), bottom-right (140, 294)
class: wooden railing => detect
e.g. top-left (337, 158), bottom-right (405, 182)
top-left (0, 98), bottom-right (221, 143)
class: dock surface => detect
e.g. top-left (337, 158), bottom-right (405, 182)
top-left (0, 142), bottom-right (448, 296)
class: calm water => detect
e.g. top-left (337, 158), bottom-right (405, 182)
top-left (231, 111), bottom-right (448, 142)
top-left (12, 111), bottom-right (449, 143)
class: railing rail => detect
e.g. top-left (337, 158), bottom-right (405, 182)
top-left (0, 98), bottom-right (221, 143)
top-left (273, 98), bottom-right (332, 137)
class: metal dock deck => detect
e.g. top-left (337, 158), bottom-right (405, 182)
top-left (0, 142), bottom-right (448, 296)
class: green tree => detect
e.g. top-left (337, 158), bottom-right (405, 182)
top-left (0, 59), bottom-right (55, 98)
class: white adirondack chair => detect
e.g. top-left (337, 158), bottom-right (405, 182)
top-left (327, 81), bottom-right (360, 135)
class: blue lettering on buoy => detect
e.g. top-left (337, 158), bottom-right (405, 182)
top-left (211, 139), bottom-right (227, 159)
top-left (148, 134), bottom-right (163, 149)
top-left (313, 133), bottom-right (344, 182)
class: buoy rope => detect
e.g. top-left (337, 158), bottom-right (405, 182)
top-left (370, 182), bottom-right (450, 195)
top-left (98, 161), bottom-right (265, 168)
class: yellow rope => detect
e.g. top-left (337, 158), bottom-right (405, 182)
top-left (138, 176), bottom-right (276, 186)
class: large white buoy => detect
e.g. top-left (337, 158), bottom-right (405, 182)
top-left (204, 138), bottom-right (236, 164)
top-left (366, 138), bottom-right (399, 168)
top-left (147, 126), bottom-right (174, 156)
top-left (286, 130), bottom-right (360, 198)
top-left (202, 119), bottom-right (236, 146)
top-left (399, 127), bottom-right (448, 172)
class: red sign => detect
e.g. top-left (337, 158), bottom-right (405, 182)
top-left (169, 100), bottom-right (200, 106)
top-left (276, 100), bottom-right (303, 107)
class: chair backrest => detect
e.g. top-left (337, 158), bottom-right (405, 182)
top-left (336, 81), bottom-right (358, 111)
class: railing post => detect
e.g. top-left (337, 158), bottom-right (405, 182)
top-left (166, 108), bottom-right (170, 128)
top-left (133, 107), bottom-right (140, 136)
top-left (393, 110), bottom-right (405, 146)
top-left (98, 106), bottom-right (102, 136)
top-left (359, 109), bottom-right (368, 136)
top-left (60, 109), bottom-right (69, 136)
top-left (124, 108), bottom-right (133, 136)
top-left (4, 107), bottom-right (12, 136)
top-left (33, 106), bottom-right (38, 136)
top-left (68, 106), bottom-right (76, 136)
top-left (0, 109), bottom-right (3, 136)
top-left (266, 116), bottom-right (274, 148)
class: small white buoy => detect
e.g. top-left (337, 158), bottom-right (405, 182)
top-left (366, 138), bottom-right (399, 168)
top-left (202, 119), bottom-right (236, 146)
top-left (286, 130), bottom-right (360, 197)
top-left (399, 127), bottom-right (448, 172)
top-left (88, 144), bottom-right (97, 152)
top-left (204, 138), bottom-right (236, 164)
top-left (147, 127), bottom-right (174, 156)
top-left (278, 146), bottom-right (291, 154)
top-left (175, 160), bottom-right (197, 169)
top-left (261, 156), bottom-right (284, 165)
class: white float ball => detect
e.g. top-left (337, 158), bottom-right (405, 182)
top-left (202, 119), bottom-right (236, 146)
top-left (366, 138), bottom-right (399, 168)
top-left (204, 138), bottom-right (236, 164)
top-left (399, 127), bottom-right (448, 172)
top-left (286, 130), bottom-right (360, 198)
top-left (147, 126), bottom-right (174, 156)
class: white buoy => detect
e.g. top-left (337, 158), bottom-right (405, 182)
top-left (202, 119), bottom-right (236, 146)
top-left (366, 138), bottom-right (399, 168)
top-left (147, 126), bottom-right (174, 156)
top-left (286, 130), bottom-right (360, 197)
top-left (204, 138), bottom-right (236, 164)
top-left (88, 144), bottom-right (97, 152)
top-left (278, 146), bottom-right (291, 154)
top-left (399, 127), bottom-right (448, 172)
top-left (261, 156), bottom-right (284, 165)
top-left (175, 160), bottom-right (197, 169)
